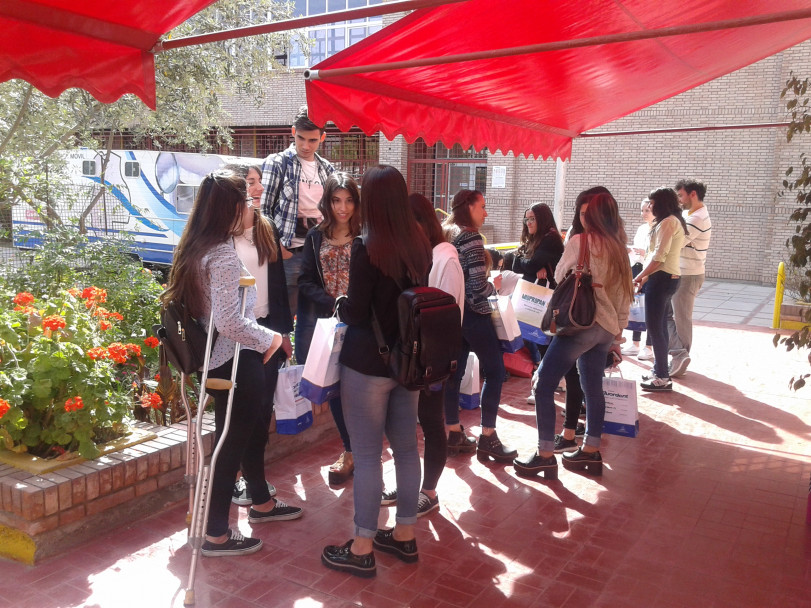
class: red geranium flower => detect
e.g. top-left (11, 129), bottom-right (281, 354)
top-left (64, 396), bottom-right (84, 412)
top-left (0, 398), bottom-right (10, 418)
top-left (87, 347), bottom-right (108, 360)
top-left (42, 315), bottom-right (66, 332)
top-left (106, 342), bottom-right (129, 364)
top-left (125, 343), bottom-right (141, 357)
top-left (13, 292), bottom-right (35, 306)
top-left (99, 320), bottom-right (112, 331)
top-left (144, 336), bottom-right (159, 349)
top-left (140, 392), bottom-right (163, 409)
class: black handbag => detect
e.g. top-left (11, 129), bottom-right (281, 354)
top-left (541, 233), bottom-right (598, 336)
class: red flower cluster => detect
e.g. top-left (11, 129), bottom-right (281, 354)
top-left (125, 343), bottom-right (141, 357)
top-left (86, 347), bottom-right (108, 360)
top-left (13, 305), bottom-right (35, 314)
top-left (81, 286), bottom-right (108, 309)
top-left (42, 315), bottom-right (66, 332)
top-left (144, 336), bottom-right (159, 349)
top-left (13, 292), bottom-right (35, 306)
top-left (106, 343), bottom-right (129, 364)
top-left (67, 287), bottom-right (81, 297)
top-left (140, 392), bottom-right (163, 409)
top-left (0, 398), bottom-right (10, 418)
top-left (64, 396), bottom-right (84, 412)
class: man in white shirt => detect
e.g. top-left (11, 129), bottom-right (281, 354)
top-left (668, 179), bottom-right (712, 377)
top-left (260, 106), bottom-right (334, 313)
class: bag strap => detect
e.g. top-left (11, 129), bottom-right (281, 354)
top-left (370, 310), bottom-right (391, 365)
top-left (575, 233), bottom-right (603, 289)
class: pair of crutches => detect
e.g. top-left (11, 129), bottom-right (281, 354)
top-left (183, 276), bottom-right (254, 606)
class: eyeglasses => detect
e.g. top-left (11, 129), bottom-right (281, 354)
top-left (523, 217), bottom-right (536, 225)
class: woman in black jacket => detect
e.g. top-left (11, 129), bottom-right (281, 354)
top-left (296, 172), bottom-right (360, 484)
top-left (321, 165), bottom-right (432, 578)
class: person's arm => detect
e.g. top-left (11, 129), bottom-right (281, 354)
top-left (297, 230), bottom-right (337, 312)
top-left (554, 235), bottom-right (580, 285)
top-left (634, 218), bottom-right (676, 286)
top-left (512, 234), bottom-right (562, 277)
top-left (207, 246), bottom-right (278, 354)
top-left (336, 240), bottom-right (375, 325)
top-left (459, 232), bottom-right (496, 300)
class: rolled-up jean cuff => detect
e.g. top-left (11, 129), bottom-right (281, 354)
top-left (396, 515), bottom-right (418, 527)
top-left (354, 524), bottom-right (377, 539)
top-left (584, 435), bottom-right (601, 449)
top-left (539, 439), bottom-right (554, 453)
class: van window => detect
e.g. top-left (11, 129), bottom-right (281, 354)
top-left (124, 161), bottom-right (140, 178)
top-left (82, 161), bottom-right (96, 176)
top-left (175, 185), bottom-right (197, 214)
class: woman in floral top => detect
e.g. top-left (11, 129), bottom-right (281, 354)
top-left (297, 172), bottom-right (361, 484)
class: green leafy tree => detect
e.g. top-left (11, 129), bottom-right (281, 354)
top-left (0, 0), bottom-right (303, 234)
top-left (774, 73), bottom-right (811, 390)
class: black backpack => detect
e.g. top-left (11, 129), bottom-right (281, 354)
top-left (152, 301), bottom-right (218, 375)
top-left (372, 286), bottom-right (462, 391)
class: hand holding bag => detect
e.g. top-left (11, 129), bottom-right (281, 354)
top-left (626, 293), bottom-right (646, 332)
top-left (274, 363), bottom-right (313, 435)
top-left (541, 233), bottom-right (599, 336)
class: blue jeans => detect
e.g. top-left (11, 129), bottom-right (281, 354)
top-left (340, 366), bottom-right (420, 538)
top-left (443, 308), bottom-right (505, 429)
top-left (644, 271), bottom-right (681, 378)
top-left (534, 324), bottom-right (614, 452)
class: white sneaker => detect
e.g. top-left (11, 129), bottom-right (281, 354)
top-left (621, 344), bottom-right (640, 356)
top-left (526, 393), bottom-right (535, 404)
top-left (669, 355), bottom-right (691, 378)
top-left (637, 347), bottom-right (654, 361)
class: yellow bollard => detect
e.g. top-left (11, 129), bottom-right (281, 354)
top-left (773, 262), bottom-right (785, 329)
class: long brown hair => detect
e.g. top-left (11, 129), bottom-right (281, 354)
top-left (408, 193), bottom-right (445, 248)
top-left (361, 165), bottom-right (431, 282)
top-left (580, 190), bottom-right (634, 299)
top-left (317, 172), bottom-right (361, 239)
top-left (519, 202), bottom-right (559, 256)
top-left (222, 163), bottom-right (277, 266)
top-left (443, 189), bottom-right (482, 233)
top-left (161, 170), bottom-right (246, 318)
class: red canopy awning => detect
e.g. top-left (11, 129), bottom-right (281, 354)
top-left (305, 0), bottom-right (811, 160)
top-left (0, 0), bottom-right (218, 109)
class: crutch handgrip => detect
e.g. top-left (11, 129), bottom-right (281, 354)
top-left (239, 276), bottom-right (256, 287)
top-left (205, 378), bottom-right (233, 391)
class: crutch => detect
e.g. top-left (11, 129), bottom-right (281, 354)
top-left (184, 275), bottom-right (254, 606)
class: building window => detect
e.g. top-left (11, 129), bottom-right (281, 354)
top-left (289, 0), bottom-right (382, 68)
top-left (408, 141), bottom-right (489, 211)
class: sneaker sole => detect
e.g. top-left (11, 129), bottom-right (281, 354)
top-left (669, 357), bottom-right (690, 377)
top-left (248, 510), bottom-right (303, 523)
top-left (201, 540), bottom-right (263, 557)
top-left (641, 385), bottom-right (672, 392)
top-left (416, 502), bottom-right (439, 518)
top-left (320, 555), bottom-right (377, 577)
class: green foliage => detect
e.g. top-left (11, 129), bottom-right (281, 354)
top-left (0, 229), bottom-right (166, 459)
top-left (775, 73), bottom-right (811, 390)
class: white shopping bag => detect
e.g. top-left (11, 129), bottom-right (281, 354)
top-left (602, 374), bottom-right (639, 437)
top-left (274, 364), bottom-right (313, 435)
top-left (626, 294), bottom-right (646, 333)
top-left (489, 295), bottom-right (523, 353)
top-left (458, 352), bottom-right (480, 410)
top-left (300, 316), bottom-right (347, 403)
top-left (511, 279), bottom-right (555, 345)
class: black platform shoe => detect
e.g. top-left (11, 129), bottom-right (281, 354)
top-left (372, 528), bottom-right (418, 563)
top-left (561, 447), bottom-right (603, 475)
top-left (447, 425), bottom-right (477, 455)
top-left (513, 452), bottom-right (558, 480)
top-left (321, 540), bottom-right (376, 578)
top-left (476, 430), bottom-right (517, 463)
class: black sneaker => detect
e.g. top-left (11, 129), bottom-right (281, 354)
top-left (640, 376), bottom-right (672, 392)
top-left (201, 529), bottom-right (262, 557)
top-left (232, 477), bottom-right (277, 506)
top-left (321, 540), bottom-right (376, 578)
top-left (553, 434), bottom-right (578, 453)
top-left (380, 488), bottom-right (398, 506)
top-left (416, 492), bottom-right (439, 517)
top-left (372, 528), bottom-right (418, 563)
top-left (575, 422), bottom-right (586, 436)
top-left (248, 499), bottom-right (303, 523)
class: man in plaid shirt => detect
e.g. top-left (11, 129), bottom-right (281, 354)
top-left (260, 106), bottom-right (335, 313)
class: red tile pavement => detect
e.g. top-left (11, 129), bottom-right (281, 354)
top-left (1, 322), bottom-right (809, 608)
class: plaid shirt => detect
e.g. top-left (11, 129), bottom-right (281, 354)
top-left (259, 144), bottom-right (334, 248)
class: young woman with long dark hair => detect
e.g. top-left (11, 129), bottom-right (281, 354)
top-left (163, 170), bottom-right (300, 557)
top-left (223, 162), bottom-right (295, 508)
top-left (297, 172), bottom-right (361, 484)
top-left (441, 189), bottom-right (517, 463)
top-left (634, 187), bottom-right (687, 392)
top-left (514, 189), bottom-right (632, 478)
top-left (321, 165), bottom-right (432, 578)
